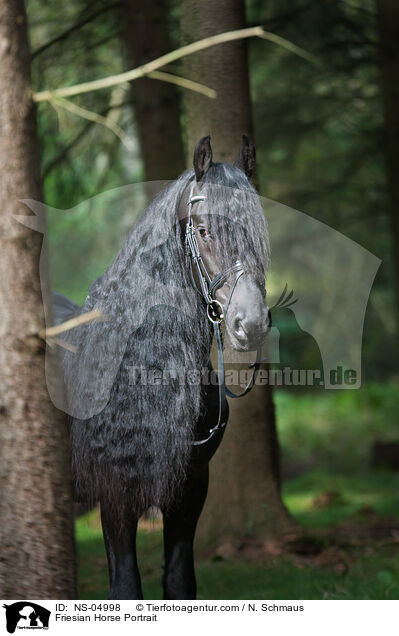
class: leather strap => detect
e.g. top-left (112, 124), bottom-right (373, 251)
top-left (184, 182), bottom-right (263, 446)
top-left (192, 321), bottom-right (228, 446)
top-left (192, 321), bottom-right (263, 445)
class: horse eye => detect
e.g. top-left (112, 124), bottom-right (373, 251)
top-left (198, 227), bottom-right (209, 239)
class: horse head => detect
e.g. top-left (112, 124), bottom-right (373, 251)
top-left (178, 135), bottom-right (271, 352)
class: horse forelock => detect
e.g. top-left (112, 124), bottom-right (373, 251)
top-left (203, 164), bottom-right (269, 275)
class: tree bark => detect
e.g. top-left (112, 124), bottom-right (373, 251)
top-left (122, 0), bottom-right (185, 181)
top-left (180, 0), bottom-right (293, 545)
top-left (0, 0), bottom-right (76, 598)
top-left (376, 0), bottom-right (399, 344)
top-left (180, 0), bottom-right (254, 163)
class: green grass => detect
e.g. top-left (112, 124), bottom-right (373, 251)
top-left (283, 470), bottom-right (399, 527)
top-left (194, 556), bottom-right (399, 600)
top-left (76, 520), bottom-right (399, 600)
top-left (77, 521), bottom-right (399, 599)
top-left (76, 514), bottom-right (164, 599)
top-left (76, 469), bottom-right (399, 600)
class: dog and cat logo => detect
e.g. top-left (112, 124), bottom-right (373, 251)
top-left (2, 603), bottom-right (50, 633)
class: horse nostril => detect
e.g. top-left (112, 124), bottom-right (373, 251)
top-left (232, 316), bottom-right (246, 339)
top-left (231, 307), bottom-right (270, 345)
top-left (266, 308), bottom-right (272, 330)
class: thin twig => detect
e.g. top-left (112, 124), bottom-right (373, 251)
top-left (148, 71), bottom-right (216, 99)
top-left (33, 26), bottom-right (318, 103)
top-left (50, 99), bottom-right (68, 132)
top-left (43, 99), bottom-right (131, 177)
top-left (258, 30), bottom-right (319, 64)
top-left (45, 75), bottom-right (213, 156)
top-left (47, 74), bottom-right (215, 147)
top-left (38, 308), bottom-right (106, 340)
top-left (47, 337), bottom-right (78, 353)
top-left (50, 97), bottom-right (134, 150)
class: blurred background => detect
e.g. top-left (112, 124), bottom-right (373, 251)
top-left (10, 0), bottom-right (399, 598)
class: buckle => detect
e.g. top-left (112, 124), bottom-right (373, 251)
top-left (207, 299), bottom-right (224, 323)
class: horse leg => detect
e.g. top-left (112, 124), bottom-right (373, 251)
top-left (162, 466), bottom-right (209, 600)
top-left (100, 500), bottom-right (143, 600)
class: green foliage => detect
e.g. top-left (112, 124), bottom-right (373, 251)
top-left (27, 0), bottom-right (142, 212)
top-left (275, 382), bottom-right (399, 475)
top-left (27, 0), bottom-right (397, 376)
top-left (247, 0), bottom-right (397, 377)
top-left (46, 185), bottom-right (146, 304)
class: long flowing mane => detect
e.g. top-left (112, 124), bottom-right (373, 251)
top-left (63, 164), bottom-right (269, 516)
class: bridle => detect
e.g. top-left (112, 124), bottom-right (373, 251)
top-left (184, 182), bottom-right (263, 446)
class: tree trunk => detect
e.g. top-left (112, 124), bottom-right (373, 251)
top-left (180, 0), bottom-right (254, 162)
top-left (180, 0), bottom-right (293, 545)
top-left (122, 0), bottom-right (185, 181)
top-left (0, 0), bottom-right (76, 598)
top-left (376, 0), bottom-right (399, 344)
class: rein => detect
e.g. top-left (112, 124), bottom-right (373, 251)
top-left (184, 183), bottom-right (262, 446)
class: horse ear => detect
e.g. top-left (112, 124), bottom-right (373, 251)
top-left (235, 134), bottom-right (256, 179)
top-left (193, 135), bottom-right (213, 181)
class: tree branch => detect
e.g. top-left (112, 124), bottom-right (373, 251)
top-left (33, 26), bottom-right (318, 103)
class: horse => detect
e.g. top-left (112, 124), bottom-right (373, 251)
top-left (54, 135), bottom-right (271, 599)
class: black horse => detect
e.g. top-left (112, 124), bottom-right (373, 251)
top-left (55, 135), bottom-right (270, 599)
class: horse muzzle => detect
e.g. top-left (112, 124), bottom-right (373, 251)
top-left (224, 277), bottom-right (271, 351)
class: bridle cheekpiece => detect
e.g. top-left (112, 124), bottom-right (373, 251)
top-left (184, 182), bottom-right (263, 446)
top-left (185, 182), bottom-right (244, 324)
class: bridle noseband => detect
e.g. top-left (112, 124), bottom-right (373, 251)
top-left (184, 182), bottom-right (263, 446)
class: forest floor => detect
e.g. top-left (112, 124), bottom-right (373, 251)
top-left (76, 470), bottom-right (399, 599)
top-left (76, 383), bottom-right (399, 599)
